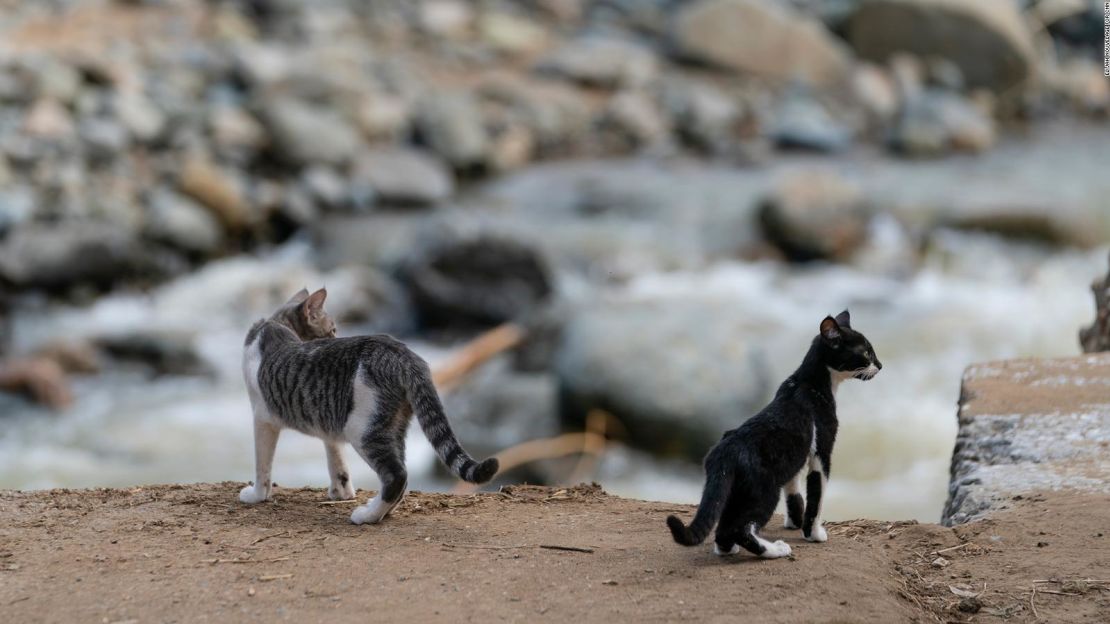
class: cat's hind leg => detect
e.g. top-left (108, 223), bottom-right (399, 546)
top-left (240, 417), bottom-right (281, 504)
top-left (324, 440), bottom-right (355, 501)
top-left (730, 485), bottom-right (790, 559)
top-left (349, 407), bottom-right (409, 525)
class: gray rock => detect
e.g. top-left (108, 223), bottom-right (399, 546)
top-left (850, 64), bottom-right (899, 121)
top-left (0, 186), bottom-right (36, 235)
top-left (351, 148), bottom-right (454, 206)
top-left (113, 92), bottom-right (166, 143)
top-left (355, 93), bottom-right (412, 141)
top-left (478, 76), bottom-right (592, 153)
top-left (535, 37), bottom-right (658, 88)
top-left (672, 0), bottom-right (853, 86)
top-left (555, 299), bottom-right (772, 460)
top-left (0, 222), bottom-right (181, 291)
top-left (301, 166), bottom-right (350, 211)
top-left (143, 188), bottom-right (224, 256)
top-left (847, 0), bottom-right (1036, 94)
top-left (758, 169), bottom-right (871, 262)
top-left (888, 90), bottom-right (995, 157)
top-left (414, 92), bottom-right (489, 169)
top-left (770, 91), bottom-right (852, 152)
top-left (602, 91), bottom-right (670, 149)
top-left (260, 98), bottom-right (360, 167)
top-left (79, 118), bottom-right (130, 161)
top-left (478, 11), bottom-right (550, 56)
top-left (232, 43), bottom-right (294, 89)
top-left (660, 79), bottom-right (740, 153)
top-left (208, 105), bottom-right (267, 152)
top-left (31, 57), bottom-right (83, 104)
top-left (277, 184), bottom-right (321, 227)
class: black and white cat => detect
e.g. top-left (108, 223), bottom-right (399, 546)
top-left (667, 311), bottom-right (880, 558)
top-left (240, 288), bottom-right (499, 524)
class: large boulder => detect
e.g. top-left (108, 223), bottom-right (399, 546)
top-left (0, 222), bottom-right (182, 291)
top-left (847, 0), bottom-right (1036, 94)
top-left (400, 230), bottom-right (553, 330)
top-left (555, 299), bottom-right (772, 461)
top-left (671, 0), bottom-right (853, 86)
top-left (94, 330), bottom-right (212, 377)
top-left (758, 169), bottom-right (872, 262)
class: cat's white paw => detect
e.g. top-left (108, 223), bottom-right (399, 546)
top-left (783, 517), bottom-right (800, 530)
top-left (350, 493), bottom-right (404, 525)
top-left (759, 540), bottom-right (792, 559)
top-left (239, 484), bottom-right (270, 504)
top-left (328, 482), bottom-right (355, 501)
top-left (804, 525), bottom-right (828, 543)
top-left (713, 543), bottom-right (741, 557)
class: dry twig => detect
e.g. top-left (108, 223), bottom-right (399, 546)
top-left (203, 557), bottom-right (290, 565)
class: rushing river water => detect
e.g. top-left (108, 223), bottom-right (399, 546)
top-left (1, 229), bottom-right (1102, 523)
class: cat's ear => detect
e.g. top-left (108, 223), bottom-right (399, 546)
top-left (303, 288), bottom-right (327, 319)
top-left (834, 309), bottom-right (851, 328)
top-left (287, 288), bottom-right (310, 305)
top-left (820, 315), bottom-right (841, 344)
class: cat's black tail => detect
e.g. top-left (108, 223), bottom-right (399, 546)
top-left (667, 463), bottom-right (734, 546)
top-left (406, 366), bottom-right (499, 484)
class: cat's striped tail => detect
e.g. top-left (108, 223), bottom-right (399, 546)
top-left (406, 367), bottom-right (499, 484)
top-left (667, 464), bottom-right (734, 546)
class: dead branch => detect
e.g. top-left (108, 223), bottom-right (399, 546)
top-left (568, 409), bottom-right (612, 484)
top-left (451, 431), bottom-right (607, 494)
top-left (441, 542), bottom-right (594, 554)
top-left (431, 323), bottom-right (524, 392)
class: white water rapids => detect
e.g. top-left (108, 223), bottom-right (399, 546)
top-left (1, 230), bottom-right (1102, 522)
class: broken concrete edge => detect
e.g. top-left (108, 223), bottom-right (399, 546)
top-left (942, 352), bottom-right (1110, 525)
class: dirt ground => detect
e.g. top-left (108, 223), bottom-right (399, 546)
top-left (1, 483), bottom-right (1107, 623)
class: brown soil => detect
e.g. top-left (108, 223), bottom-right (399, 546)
top-left (1, 484), bottom-right (1107, 623)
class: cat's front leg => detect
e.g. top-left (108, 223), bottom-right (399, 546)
top-left (324, 440), bottom-right (355, 500)
top-left (783, 469), bottom-right (805, 529)
top-left (240, 417), bottom-right (281, 504)
top-left (802, 454), bottom-right (829, 543)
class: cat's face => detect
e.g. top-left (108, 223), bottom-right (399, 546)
top-left (271, 288), bottom-right (337, 340)
top-left (819, 310), bottom-right (881, 380)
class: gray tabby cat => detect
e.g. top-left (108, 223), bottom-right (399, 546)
top-left (240, 288), bottom-right (499, 524)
